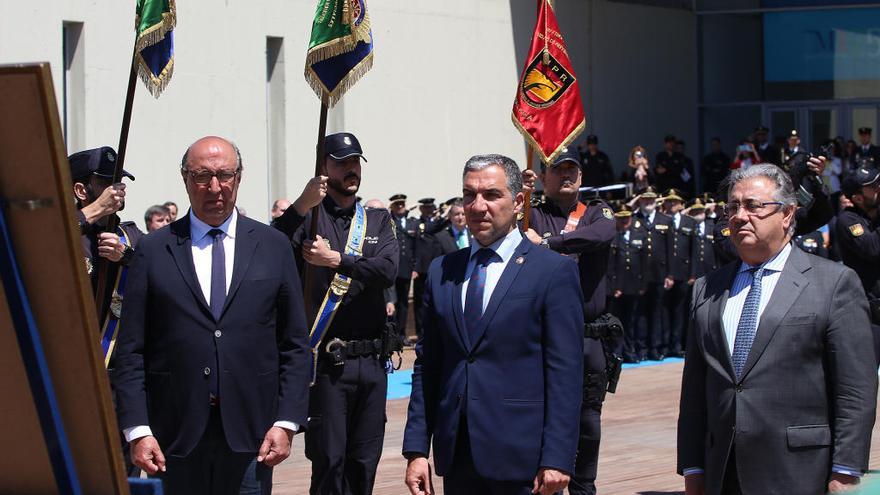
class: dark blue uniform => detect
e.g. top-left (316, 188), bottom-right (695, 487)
top-left (526, 197), bottom-right (615, 495)
top-left (664, 213), bottom-right (696, 356)
top-left (691, 219), bottom-right (718, 279)
top-left (411, 216), bottom-right (445, 339)
top-left (391, 213), bottom-right (417, 339)
top-left (632, 210), bottom-right (673, 360)
top-left (608, 227), bottom-right (647, 362)
top-left (273, 196), bottom-right (398, 495)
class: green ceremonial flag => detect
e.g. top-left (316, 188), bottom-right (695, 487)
top-left (135, 0), bottom-right (176, 98)
top-left (304, 0), bottom-right (373, 107)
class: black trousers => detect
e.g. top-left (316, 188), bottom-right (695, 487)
top-left (412, 274), bottom-right (427, 339)
top-left (663, 281), bottom-right (690, 354)
top-left (394, 277), bottom-right (411, 339)
top-left (610, 294), bottom-right (639, 360)
top-left (569, 338), bottom-right (607, 495)
top-left (721, 451), bottom-right (742, 495)
top-left (444, 418), bottom-right (534, 495)
top-left (305, 355), bottom-right (388, 495)
top-left (637, 282), bottom-right (665, 355)
top-left (157, 407), bottom-right (272, 495)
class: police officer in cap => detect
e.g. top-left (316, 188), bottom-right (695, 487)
top-left (411, 197), bottom-right (445, 340)
top-left (388, 194), bottom-right (418, 343)
top-left (580, 134), bottom-right (614, 188)
top-left (69, 147), bottom-right (143, 329)
top-left (855, 127), bottom-right (880, 166)
top-left (69, 146), bottom-right (143, 476)
top-left (522, 146), bottom-right (616, 495)
top-left (660, 189), bottom-right (695, 357)
top-left (608, 204), bottom-right (647, 363)
top-left (835, 166), bottom-right (880, 362)
top-left (686, 198), bottom-right (717, 279)
top-left (273, 132), bottom-right (399, 495)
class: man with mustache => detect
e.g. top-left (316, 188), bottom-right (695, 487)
top-left (273, 132), bottom-right (399, 495)
top-left (520, 147), bottom-right (615, 495)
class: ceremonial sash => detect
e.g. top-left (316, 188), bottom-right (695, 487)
top-left (563, 202), bottom-right (587, 233)
top-left (100, 230), bottom-right (129, 367)
top-left (307, 202), bottom-right (368, 385)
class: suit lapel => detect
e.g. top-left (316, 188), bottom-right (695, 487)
top-left (221, 216), bottom-right (259, 318)
top-left (706, 262), bottom-right (737, 381)
top-left (450, 250), bottom-right (470, 351)
top-left (739, 247), bottom-right (810, 381)
top-left (469, 239), bottom-right (530, 351)
top-left (168, 216), bottom-right (211, 314)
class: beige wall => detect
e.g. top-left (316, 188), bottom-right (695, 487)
top-left (0, 0), bottom-right (697, 227)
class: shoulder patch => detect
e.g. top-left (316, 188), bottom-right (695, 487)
top-left (849, 223), bottom-right (864, 237)
top-left (602, 207), bottom-right (613, 220)
top-left (721, 227), bottom-right (730, 237)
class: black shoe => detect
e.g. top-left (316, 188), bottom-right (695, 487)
top-left (624, 355), bottom-right (640, 364)
top-left (648, 351), bottom-right (665, 361)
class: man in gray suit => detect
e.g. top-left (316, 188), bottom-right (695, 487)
top-left (677, 164), bottom-right (877, 495)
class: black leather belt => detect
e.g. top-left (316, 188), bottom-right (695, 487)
top-left (324, 337), bottom-right (383, 359)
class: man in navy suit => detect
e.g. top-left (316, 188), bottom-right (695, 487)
top-left (113, 136), bottom-right (311, 494)
top-left (402, 154), bottom-right (585, 495)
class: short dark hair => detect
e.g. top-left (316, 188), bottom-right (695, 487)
top-left (462, 154), bottom-right (523, 196)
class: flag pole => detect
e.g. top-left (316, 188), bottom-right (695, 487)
top-left (303, 102), bottom-right (329, 312)
top-left (523, 147), bottom-right (534, 231)
top-left (94, 44), bottom-right (139, 317)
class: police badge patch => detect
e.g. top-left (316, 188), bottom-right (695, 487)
top-left (849, 224), bottom-right (865, 237)
top-left (602, 208), bottom-right (613, 220)
top-left (721, 228), bottom-right (730, 237)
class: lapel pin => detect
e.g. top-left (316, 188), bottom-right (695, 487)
top-left (515, 256), bottom-right (525, 264)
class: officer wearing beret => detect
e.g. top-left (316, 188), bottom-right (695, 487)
top-left (632, 186), bottom-right (674, 361)
top-left (855, 127), bottom-right (880, 166)
top-left (522, 147), bottom-right (616, 495)
top-left (389, 194), bottom-right (418, 343)
top-left (660, 189), bottom-right (695, 357)
top-left (835, 166), bottom-right (880, 362)
top-left (69, 147), bottom-right (143, 336)
top-left (608, 204), bottom-right (647, 363)
top-left (273, 132), bottom-right (399, 495)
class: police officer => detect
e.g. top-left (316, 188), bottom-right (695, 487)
top-left (608, 204), bottom-right (647, 363)
top-left (521, 147), bottom-right (616, 495)
top-left (660, 189), bottom-right (695, 357)
top-left (411, 198), bottom-right (445, 340)
top-left (273, 132), bottom-right (398, 495)
top-left (69, 146), bottom-right (143, 476)
top-left (580, 134), bottom-right (614, 188)
top-left (655, 135), bottom-right (687, 193)
top-left (687, 198), bottom-right (717, 279)
top-left (855, 127), bottom-right (880, 165)
top-left (835, 166), bottom-right (880, 362)
top-left (389, 194), bottom-right (418, 343)
top-left (633, 186), bottom-right (674, 361)
top-left (783, 129), bottom-right (803, 163)
top-left (753, 124), bottom-right (781, 166)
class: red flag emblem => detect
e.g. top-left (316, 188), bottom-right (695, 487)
top-left (512, 0), bottom-right (586, 164)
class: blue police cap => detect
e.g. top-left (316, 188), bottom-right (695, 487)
top-left (324, 132), bottom-right (367, 162)
top-left (68, 147), bottom-right (135, 182)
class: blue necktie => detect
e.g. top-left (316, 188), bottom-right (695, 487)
top-left (731, 266), bottom-right (765, 378)
top-left (208, 228), bottom-right (226, 320)
top-left (463, 248), bottom-right (496, 332)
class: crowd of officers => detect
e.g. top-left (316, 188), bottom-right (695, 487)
top-left (69, 124), bottom-right (880, 495)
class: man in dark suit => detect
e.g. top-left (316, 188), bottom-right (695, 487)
top-left (113, 136), bottom-right (311, 494)
top-left (678, 164), bottom-right (877, 495)
top-left (403, 154), bottom-right (584, 495)
top-left (432, 199), bottom-right (469, 258)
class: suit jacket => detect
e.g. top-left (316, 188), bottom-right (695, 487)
top-left (677, 247), bottom-right (877, 495)
top-left (403, 237), bottom-right (584, 480)
top-left (113, 214), bottom-right (310, 457)
top-left (432, 226), bottom-right (465, 260)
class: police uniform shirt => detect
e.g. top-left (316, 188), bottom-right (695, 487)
top-left (669, 212), bottom-right (696, 282)
top-left (526, 198), bottom-right (616, 321)
top-left (273, 196), bottom-right (399, 340)
top-left (609, 227), bottom-right (647, 296)
top-left (393, 214), bottom-right (417, 279)
top-left (414, 216), bottom-right (446, 275)
top-left (634, 209), bottom-right (674, 284)
top-left (692, 219), bottom-right (718, 278)
top-left (835, 206), bottom-right (880, 298)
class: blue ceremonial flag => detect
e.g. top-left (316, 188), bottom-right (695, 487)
top-left (135, 0), bottom-right (176, 98)
top-left (305, 0), bottom-right (373, 107)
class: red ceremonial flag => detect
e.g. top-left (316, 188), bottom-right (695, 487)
top-left (512, 0), bottom-right (586, 164)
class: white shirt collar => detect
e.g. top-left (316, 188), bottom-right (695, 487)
top-left (190, 208), bottom-right (238, 242)
top-left (737, 242), bottom-right (792, 274)
top-left (470, 227), bottom-right (522, 265)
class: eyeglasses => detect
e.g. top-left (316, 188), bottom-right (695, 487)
top-left (723, 200), bottom-right (784, 217)
top-left (185, 169), bottom-right (240, 185)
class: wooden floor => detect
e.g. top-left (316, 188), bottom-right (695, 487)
top-left (272, 349), bottom-right (880, 494)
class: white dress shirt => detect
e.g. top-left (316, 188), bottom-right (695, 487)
top-left (673, 212), bottom-right (681, 230)
top-left (124, 209), bottom-right (297, 443)
top-left (461, 228), bottom-right (522, 313)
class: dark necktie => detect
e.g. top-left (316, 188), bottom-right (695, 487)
top-left (463, 248), bottom-right (496, 332)
top-left (731, 266), bottom-right (765, 378)
top-left (208, 228), bottom-right (226, 320)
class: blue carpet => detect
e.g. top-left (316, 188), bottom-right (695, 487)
top-left (387, 357), bottom-right (684, 400)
